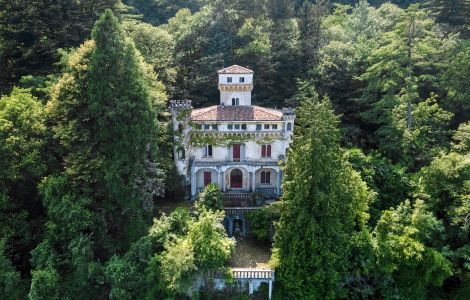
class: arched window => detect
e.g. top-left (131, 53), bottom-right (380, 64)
top-left (177, 147), bottom-right (185, 159)
top-left (287, 122), bottom-right (292, 131)
top-left (267, 145), bottom-right (271, 157)
top-left (261, 172), bottom-right (265, 183)
top-left (178, 123), bottom-right (183, 133)
top-left (261, 145), bottom-right (266, 157)
top-left (205, 145), bottom-right (213, 157)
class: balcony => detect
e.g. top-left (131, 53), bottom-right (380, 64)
top-left (255, 187), bottom-right (277, 198)
top-left (194, 159), bottom-right (279, 167)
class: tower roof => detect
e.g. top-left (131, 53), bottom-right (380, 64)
top-left (217, 65), bottom-right (254, 74)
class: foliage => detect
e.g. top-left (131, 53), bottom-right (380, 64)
top-left (245, 203), bottom-right (281, 242)
top-left (0, 238), bottom-right (25, 299)
top-left (29, 10), bottom-right (163, 298)
top-left (373, 199), bottom-right (452, 298)
top-left (441, 41), bottom-right (470, 124)
top-left (0, 87), bottom-right (46, 296)
top-left (273, 83), bottom-right (371, 299)
top-left (0, 0), bottom-right (116, 94)
top-left (157, 209), bottom-right (234, 296)
top-left (345, 148), bottom-right (412, 226)
top-left (195, 183), bottom-right (224, 212)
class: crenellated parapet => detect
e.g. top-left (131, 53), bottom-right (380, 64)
top-left (170, 99), bottom-right (192, 111)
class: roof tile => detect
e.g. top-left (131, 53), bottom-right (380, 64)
top-left (217, 65), bottom-right (254, 74)
top-left (191, 105), bottom-right (283, 122)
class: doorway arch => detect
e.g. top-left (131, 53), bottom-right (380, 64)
top-left (230, 168), bottom-right (243, 188)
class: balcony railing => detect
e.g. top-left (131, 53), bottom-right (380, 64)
top-left (224, 193), bottom-right (253, 207)
top-left (194, 159), bottom-right (278, 167)
top-left (255, 187), bottom-right (277, 198)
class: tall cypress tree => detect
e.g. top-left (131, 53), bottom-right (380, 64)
top-left (29, 9), bottom-right (161, 298)
top-left (87, 9), bottom-right (159, 250)
top-left (273, 83), bottom-right (371, 299)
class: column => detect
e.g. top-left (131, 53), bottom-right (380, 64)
top-left (222, 169), bottom-right (226, 192)
top-left (248, 281), bottom-right (254, 295)
top-left (191, 166), bottom-right (197, 199)
top-left (252, 169), bottom-right (256, 193)
top-left (218, 171), bottom-right (223, 189)
top-left (276, 171), bottom-right (281, 196)
top-left (268, 280), bottom-right (272, 300)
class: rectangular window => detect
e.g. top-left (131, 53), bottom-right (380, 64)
top-left (227, 77), bottom-right (232, 83)
top-left (228, 124), bottom-right (233, 130)
top-left (204, 124), bottom-right (210, 130)
top-left (233, 144), bottom-right (241, 161)
top-left (204, 171), bottom-right (211, 186)
top-left (264, 124), bottom-right (270, 129)
top-left (241, 124), bottom-right (247, 130)
top-left (272, 124), bottom-right (278, 130)
top-left (239, 77), bottom-right (245, 83)
top-left (212, 124), bottom-right (218, 131)
top-left (256, 124), bottom-right (261, 131)
top-left (205, 145), bottom-right (212, 157)
top-left (235, 124), bottom-right (240, 130)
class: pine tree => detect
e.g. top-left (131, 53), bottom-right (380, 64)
top-left (273, 83), bottom-right (371, 299)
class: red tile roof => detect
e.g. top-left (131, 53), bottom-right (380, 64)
top-left (191, 105), bottom-right (283, 122)
top-left (217, 65), bottom-right (254, 74)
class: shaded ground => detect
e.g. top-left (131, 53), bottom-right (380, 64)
top-left (229, 236), bottom-right (272, 269)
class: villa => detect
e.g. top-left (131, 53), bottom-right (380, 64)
top-left (170, 65), bottom-right (295, 204)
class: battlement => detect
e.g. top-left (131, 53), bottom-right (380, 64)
top-left (169, 100), bottom-right (192, 110)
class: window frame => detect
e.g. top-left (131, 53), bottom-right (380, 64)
top-left (177, 147), bottom-right (185, 159)
top-left (205, 144), bottom-right (213, 157)
top-left (264, 124), bottom-right (270, 130)
top-left (239, 77), bottom-right (245, 83)
top-left (227, 77), bottom-right (232, 83)
top-left (261, 171), bottom-right (271, 184)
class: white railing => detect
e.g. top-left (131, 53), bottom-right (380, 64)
top-left (231, 268), bottom-right (275, 280)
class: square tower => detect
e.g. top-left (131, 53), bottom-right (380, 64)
top-left (218, 65), bottom-right (254, 106)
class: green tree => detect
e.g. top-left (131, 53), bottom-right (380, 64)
top-left (345, 148), bottom-right (412, 226)
top-left (0, 238), bottom-right (24, 299)
top-left (418, 150), bottom-right (470, 291)
top-left (373, 200), bottom-right (452, 298)
top-left (272, 83), bottom-right (371, 299)
top-left (195, 183), bottom-right (224, 212)
top-left (0, 0), bottom-right (116, 94)
top-left (30, 10), bottom-right (163, 297)
top-left (0, 87), bottom-right (46, 297)
top-left (123, 20), bottom-right (176, 92)
top-left (359, 5), bottom-right (454, 167)
top-left (441, 41), bottom-right (470, 125)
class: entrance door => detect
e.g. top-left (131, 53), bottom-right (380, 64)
top-left (230, 169), bottom-right (243, 188)
top-left (204, 171), bottom-right (211, 186)
top-left (233, 144), bottom-right (240, 162)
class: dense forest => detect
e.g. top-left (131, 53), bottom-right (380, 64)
top-left (0, 0), bottom-right (469, 299)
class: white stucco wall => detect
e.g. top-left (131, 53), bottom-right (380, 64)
top-left (218, 74), bottom-right (253, 84)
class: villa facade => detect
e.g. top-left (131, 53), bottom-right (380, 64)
top-left (170, 65), bottom-right (295, 201)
